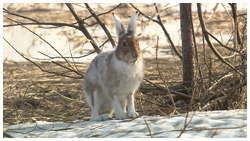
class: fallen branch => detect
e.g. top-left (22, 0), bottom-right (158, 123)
top-left (200, 80), bottom-right (247, 108)
top-left (143, 79), bottom-right (200, 101)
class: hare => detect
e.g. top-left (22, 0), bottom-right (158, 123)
top-left (84, 11), bottom-right (144, 121)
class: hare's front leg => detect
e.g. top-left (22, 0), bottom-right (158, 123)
top-left (112, 95), bottom-right (128, 120)
top-left (127, 92), bottom-right (139, 118)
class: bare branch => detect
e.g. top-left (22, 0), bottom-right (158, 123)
top-left (130, 3), bottom-right (182, 60)
top-left (197, 3), bottom-right (243, 76)
top-left (3, 8), bottom-right (39, 23)
top-left (143, 79), bottom-right (200, 101)
top-left (4, 15), bottom-right (79, 71)
top-left (34, 39), bottom-right (108, 61)
top-left (3, 8), bottom-right (79, 29)
top-left (3, 21), bottom-right (79, 29)
top-left (207, 31), bottom-right (242, 53)
top-left (65, 3), bottom-right (102, 54)
top-left (85, 3), bottom-right (116, 48)
top-left (3, 37), bottom-right (83, 79)
top-left (155, 36), bottom-right (176, 109)
top-left (80, 3), bottom-right (122, 23)
top-left (154, 3), bottom-right (182, 60)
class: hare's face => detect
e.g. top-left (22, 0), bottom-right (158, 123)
top-left (115, 36), bottom-right (141, 63)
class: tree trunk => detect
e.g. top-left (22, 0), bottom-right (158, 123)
top-left (180, 3), bottom-right (194, 93)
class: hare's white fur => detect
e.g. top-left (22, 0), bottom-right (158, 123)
top-left (84, 12), bottom-right (143, 121)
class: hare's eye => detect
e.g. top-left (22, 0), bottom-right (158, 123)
top-left (122, 41), bottom-right (127, 46)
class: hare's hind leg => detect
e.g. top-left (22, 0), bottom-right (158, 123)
top-left (85, 91), bottom-right (99, 121)
top-left (90, 90), bottom-right (112, 121)
top-left (97, 91), bottom-right (114, 120)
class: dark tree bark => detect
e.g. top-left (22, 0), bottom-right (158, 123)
top-left (229, 3), bottom-right (241, 45)
top-left (180, 3), bottom-right (194, 92)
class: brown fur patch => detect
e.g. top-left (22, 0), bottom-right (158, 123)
top-left (115, 36), bottom-right (141, 63)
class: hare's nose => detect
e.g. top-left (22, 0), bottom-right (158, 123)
top-left (132, 52), bottom-right (138, 58)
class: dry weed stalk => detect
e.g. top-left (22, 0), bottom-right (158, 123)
top-left (156, 36), bottom-right (176, 113)
top-left (144, 119), bottom-right (153, 138)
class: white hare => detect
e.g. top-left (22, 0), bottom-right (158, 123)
top-left (84, 11), bottom-right (144, 121)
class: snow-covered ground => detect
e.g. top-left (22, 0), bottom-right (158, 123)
top-left (4, 109), bottom-right (247, 138)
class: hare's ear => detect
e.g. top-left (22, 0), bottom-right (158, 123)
top-left (113, 13), bottom-right (126, 38)
top-left (127, 11), bottom-right (139, 36)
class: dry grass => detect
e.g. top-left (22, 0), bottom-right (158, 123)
top-left (3, 56), bottom-right (247, 126)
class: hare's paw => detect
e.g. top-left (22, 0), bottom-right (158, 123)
top-left (115, 112), bottom-right (128, 120)
top-left (90, 114), bottom-right (112, 121)
top-left (100, 114), bottom-right (112, 121)
top-left (128, 111), bottom-right (139, 119)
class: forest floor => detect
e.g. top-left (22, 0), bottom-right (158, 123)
top-left (3, 3), bottom-right (247, 126)
top-left (3, 58), bottom-right (183, 126)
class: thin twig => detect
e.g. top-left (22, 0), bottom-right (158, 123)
top-left (144, 119), bottom-right (153, 138)
top-left (3, 8), bottom-right (39, 23)
top-left (208, 73), bottom-right (234, 91)
top-left (130, 3), bottom-right (182, 60)
top-left (85, 3), bottom-right (116, 48)
top-left (35, 38), bottom-right (108, 60)
top-left (79, 3), bottom-right (122, 24)
top-left (3, 8), bottom-right (79, 28)
top-left (65, 3), bottom-right (102, 54)
top-left (177, 111), bottom-right (196, 138)
top-left (3, 37), bottom-right (83, 79)
top-left (190, 3), bottom-right (203, 100)
top-left (155, 36), bottom-right (176, 110)
top-left (143, 79), bottom-right (200, 101)
top-left (4, 15), bottom-right (80, 74)
top-left (15, 104), bottom-right (24, 123)
top-left (176, 125), bottom-right (247, 132)
top-left (197, 3), bottom-right (243, 76)
top-left (3, 21), bottom-right (79, 29)
top-left (153, 97), bottom-right (170, 118)
top-left (200, 80), bottom-right (247, 108)
top-left (207, 31), bottom-right (243, 54)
